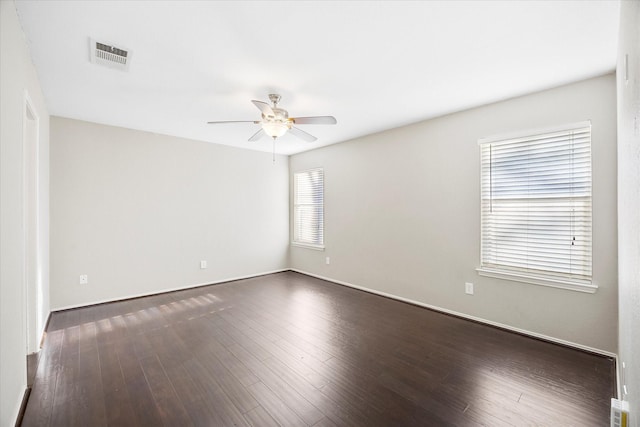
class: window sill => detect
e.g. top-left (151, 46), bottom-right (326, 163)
top-left (291, 242), bottom-right (325, 251)
top-left (476, 267), bottom-right (597, 294)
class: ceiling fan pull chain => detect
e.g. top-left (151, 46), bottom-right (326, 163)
top-left (272, 138), bottom-right (275, 164)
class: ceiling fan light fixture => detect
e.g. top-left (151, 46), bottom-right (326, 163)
top-left (262, 122), bottom-right (289, 138)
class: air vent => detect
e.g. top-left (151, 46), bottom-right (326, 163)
top-left (89, 38), bottom-right (131, 71)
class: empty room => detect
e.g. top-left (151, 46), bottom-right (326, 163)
top-left (1, 1), bottom-right (639, 426)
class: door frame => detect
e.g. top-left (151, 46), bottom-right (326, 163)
top-left (23, 90), bottom-right (41, 355)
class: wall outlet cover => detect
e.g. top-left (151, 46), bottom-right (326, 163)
top-left (465, 282), bottom-right (474, 295)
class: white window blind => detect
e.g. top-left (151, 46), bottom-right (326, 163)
top-left (293, 168), bottom-right (324, 248)
top-left (478, 121), bottom-right (592, 289)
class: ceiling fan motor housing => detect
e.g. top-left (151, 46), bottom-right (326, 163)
top-left (262, 107), bottom-right (290, 125)
top-left (269, 108), bottom-right (288, 121)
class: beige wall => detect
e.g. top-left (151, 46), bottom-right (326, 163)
top-left (50, 117), bottom-right (289, 309)
top-left (617, 1), bottom-right (640, 424)
top-left (290, 74), bottom-right (618, 354)
top-left (0, 1), bottom-right (51, 425)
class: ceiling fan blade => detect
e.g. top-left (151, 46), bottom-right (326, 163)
top-left (288, 126), bottom-right (317, 142)
top-left (207, 120), bottom-right (259, 124)
top-left (290, 116), bottom-right (337, 125)
top-left (251, 100), bottom-right (275, 117)
top-left (248, 128), bottom-right (266, 142)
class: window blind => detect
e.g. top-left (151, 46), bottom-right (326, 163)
top-left (479, 122), bottom-right (592, 283)
top-left (294, 168), bottom-right (324, 247)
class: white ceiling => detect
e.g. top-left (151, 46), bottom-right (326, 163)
top-left (15, 1), bottom-right (620, 155)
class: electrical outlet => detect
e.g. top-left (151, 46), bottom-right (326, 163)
top-left (326, 257), bottom-right (330, 265)
top-left (465, 282), bottom-right (474, 295)
top-left (79, 274), bottom-right (88, 285)
top-left (200, 260), bottom-right (207, 269)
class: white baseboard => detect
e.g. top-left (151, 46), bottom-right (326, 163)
top-left (290, 268), bottom-right (618, 360)
top-left (616, 359), bottom-right (622, 399)
top-left (52, 269), bottom-right (289, 312)
top-left (10, 388), bottom-right (25, 427)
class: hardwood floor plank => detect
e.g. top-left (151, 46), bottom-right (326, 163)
top-left (48, 327), bottom-right (81, 426)
top-left (97, 337), bottom-right (138, 426)
top-left (163, 363), bottom-right (227, 427)
top-left (266, 339), bottom-right (331, 390)
top-left (317, 382), bottom-right (406, 427)
top-left (205, 337), bottom-right (260, 388)
top-left (243, 405), bottom-right (281, 427)
top-left (21, 376), bottom-right (58, 427)
top-left (97, 338), bottom-right (127, 394)
top-left (311, 417), bottom-right (340, 427)
top-left (208, 313), bottom-right (273, 361)
top-left (320, 356), bottom-right (461, 427)
top-left (194, 344), bottom-right (260, 414)
top-left (181, 358), bottom-right (252, 427)
top-left (216, 309), bottom-right (331, 390)
top-left (258, 355), bottom-right (394, 427)
top-left (73, 344), bottom-right (107, 426)
top-left (21, 329), bottom-right (63, 426)
top-left (234, 302), bottom-right (334, 362)
top-left (139, 355), bottom-right (192, 426)
top-left (246, 381), bottom-right (307, 427)
top-left (95, 314), bottom-right (130, 346)
top-left (228, 343), bottom-right (325, 426)
top-left (116, 340), bottom-right (165, 426)
top-left (145, 325), bottom-right (192, 370)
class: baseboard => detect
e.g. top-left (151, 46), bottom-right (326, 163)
top-left (616, 358), bottom-right (621, 399)
top-left (290, 269), bottom-right (618, 360)
top-left (14, 387), bottom-right (31, 427)
top-left (51, 269), bottom-right (289, 312)
top-left (39, 312), bottom-right (52, 349)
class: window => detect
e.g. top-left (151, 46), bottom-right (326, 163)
top-left (293, 168), bottom-right (324, 249)
top-left (477, 121), bottom-right (595, 293)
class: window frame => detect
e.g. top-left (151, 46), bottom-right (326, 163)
top-left (476, 121), bottom-right (597, 293)
top-left (292, 167), bottom-right (325, 250)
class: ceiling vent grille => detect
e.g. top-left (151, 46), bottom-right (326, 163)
top-left (89, 38), bottom-right (131, 71)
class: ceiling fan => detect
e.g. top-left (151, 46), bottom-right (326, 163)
top-left (207, 94), bottom-right (337, 142)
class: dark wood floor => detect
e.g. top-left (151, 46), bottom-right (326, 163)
top-left (21, 271), bottom-right (615, 426)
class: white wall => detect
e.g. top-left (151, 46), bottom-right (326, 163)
top-left (50, 117), bottom-right (289, 309)
top-left (617, 1), bottom-right (640, 424)
top-left (0, 1), bottom-right (50, 425)
top-left (290, 74), bottom-right (618, 354)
